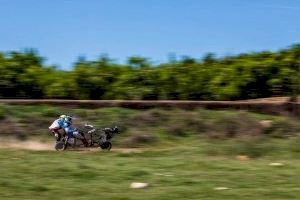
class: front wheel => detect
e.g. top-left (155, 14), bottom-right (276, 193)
top-left (55, 141), bottom-right (66, 151)
top-left (100, 142), bottom-right (112, 150)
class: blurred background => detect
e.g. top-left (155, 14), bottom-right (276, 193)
top-left (0, 0), bottom-right (299, 100)
top-left (0, 0), bottom-right (300, 199)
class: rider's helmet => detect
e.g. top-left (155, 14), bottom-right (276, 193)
top-left (64, 116), bottom-right (72, 124)
top-left (59, 115), bottom-right (66, 120)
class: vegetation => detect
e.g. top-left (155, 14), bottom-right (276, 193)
top-left (0, 44), bottom-right (299, 100)
top-left (1, 105), bottom-right (300, 199)
top-left (1, 142), bottom-right (300, 200)
top-left (0, 104), bottom-right (299, 145)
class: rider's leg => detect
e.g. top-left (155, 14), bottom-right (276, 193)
top-left (64, 127), bottom-right (88, 147)
top-left (49, 128), bottom-right (61, 141)
top-left (64, 127), bottom-right (74, 138)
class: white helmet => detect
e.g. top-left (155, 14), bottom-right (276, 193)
top-left (64, 116), bottom-right (72, 123)
top-left (59, 115), bottom-right (66, 119)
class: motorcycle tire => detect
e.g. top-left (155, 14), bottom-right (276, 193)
top-left (55, 141), bottom-right (66, 151)
top-left (100, 141), bottom-right (112, 150)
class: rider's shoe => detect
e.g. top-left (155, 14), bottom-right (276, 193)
top-left (54, 133), bottom-right (61, 142)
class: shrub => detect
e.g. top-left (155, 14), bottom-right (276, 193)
top-left (40, 107), bottom-right (59, 117)
top-left (121, 134), bottom-right (156, 147)
top-left (212, 112), bottom-right (263, 138)
top-left (267, 120), bottom-right (300, 138)
top-left (166, 125), bottom-right (187, 137)
top-left (226, 139), bottom-right (275, 158)
top-left (0, 107), bottom-right (5, 120)
top-left (129, 109), bottom-right (169, 126)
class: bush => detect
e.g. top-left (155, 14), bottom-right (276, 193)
top-left (121, 134), bottom-right (156, 147)
top-left (74, 109), bottom-right (88, 118)
top-left (212, 112), bottom-right (264, 138)
top-left (166, 125), bottom-right (187, 137)
top-left (40, 107), bottom-right (59, 117)
top-left (129, 109), bottom-right (169, 127)
top-left (226, 139), bottom-right (275, 158)
top-left (0, 107), bottom-right (5, 120)
top-left (267, 120), bottom-right (300, 138)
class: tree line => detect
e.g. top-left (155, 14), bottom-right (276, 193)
top-left (0, 45), bottom-right (299, 100)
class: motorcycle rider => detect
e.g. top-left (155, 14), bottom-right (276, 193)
top-left (63, 116), bottom-right (89, 147)
top-left (49, 115), bottom-right (67, 141)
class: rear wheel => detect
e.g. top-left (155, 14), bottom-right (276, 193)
top-left (100, 142), bottom-right (112, 150)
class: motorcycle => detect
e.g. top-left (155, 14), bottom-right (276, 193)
top-left (54, 124), bottom-right (120, 151)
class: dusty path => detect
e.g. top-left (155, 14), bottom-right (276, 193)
top-left (0, 139), bottom-right (53, 151)
top-left (0, 138), bottom-right (144, 153)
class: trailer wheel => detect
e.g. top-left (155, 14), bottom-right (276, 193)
top-left (100, 142), bottom-right (112, 150)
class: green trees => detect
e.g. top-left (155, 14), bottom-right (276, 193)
top-left (0, 45), bottom-right (299, 100)
top-left (0, 50), bottom-right (45, 98)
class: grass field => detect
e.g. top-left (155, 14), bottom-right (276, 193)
top-left (1, 141), bottom-right (300, 200)
top-left (0, 104), bottom-right (300, 199)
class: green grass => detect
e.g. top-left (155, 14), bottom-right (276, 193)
top-left (0, 104), bottom-right (299, 199)
top-left (0, 141), bottom-right (300, 200)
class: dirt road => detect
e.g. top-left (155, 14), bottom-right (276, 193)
top-left (0, 139), bottom-right (143, 153)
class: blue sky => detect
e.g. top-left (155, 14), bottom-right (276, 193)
top-left (1, 0), bottom-right (300, 69)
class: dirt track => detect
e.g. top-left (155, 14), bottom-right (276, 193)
top-left (0, 139), bottom-right (53, 151)
top-left (0, 139), bottom-right (143, 153)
